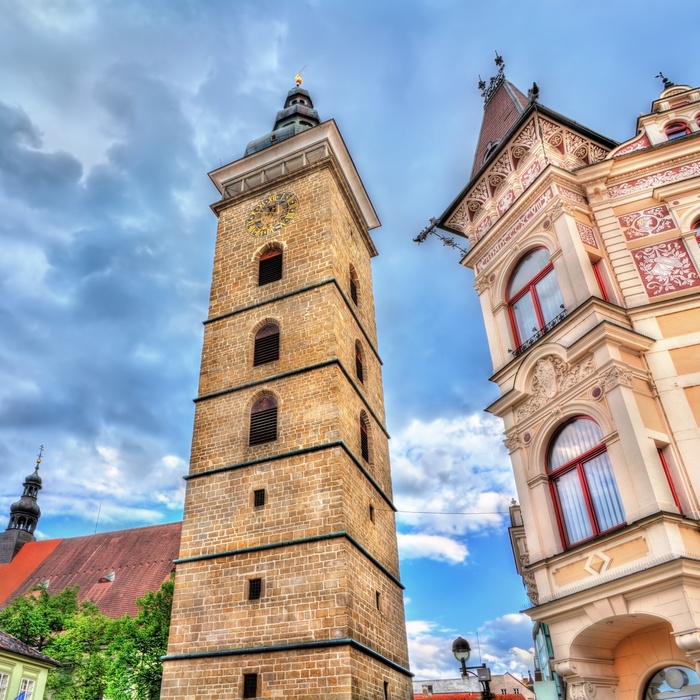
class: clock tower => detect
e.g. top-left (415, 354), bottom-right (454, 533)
top-left (160, 81), bottom-right (412, 699)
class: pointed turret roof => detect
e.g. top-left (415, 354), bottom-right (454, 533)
top-left (471, 56), bottom-right (531, 176)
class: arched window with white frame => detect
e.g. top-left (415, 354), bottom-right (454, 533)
top-left (507, 248), bottom-right (565, 353)
top-left (547, 416), bottom-right (625, 548)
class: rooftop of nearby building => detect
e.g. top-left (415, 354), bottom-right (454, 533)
top-left (0, 629), bottom-right (58, 666)
top-left (0, 521), bottom-right (182, 618)
top-left (413, 674), bottom-right (535, 699)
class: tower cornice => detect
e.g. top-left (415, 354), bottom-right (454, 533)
top-left (209, 120), bottom-right (380, 233)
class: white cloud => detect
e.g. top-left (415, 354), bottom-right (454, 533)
top-left (390, 413), bottom-right (515, 539)
top-left (398, 533), bottom-right (468, 564)
top-left (406, 614), bottom-right (535, 681)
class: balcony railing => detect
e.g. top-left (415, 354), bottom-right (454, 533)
top-left (512, 308), bottom-right (567, 357)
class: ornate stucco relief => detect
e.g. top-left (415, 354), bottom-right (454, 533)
top-left (515, 355), bottom-right (596, 423)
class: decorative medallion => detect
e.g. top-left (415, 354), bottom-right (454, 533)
top-left (631, 239), bottom-right (700, 296)
top-left (246, 192), bottom-right (299, 237)
top-left (618, 204), bottom-right (675, 241)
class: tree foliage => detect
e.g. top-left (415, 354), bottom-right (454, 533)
top-left (0, 577), bottom-right (174, 700)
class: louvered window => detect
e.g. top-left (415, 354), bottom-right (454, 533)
top-left (249, 396), bottom-right (278, 445)
top-left (258, 248), bottom-right (282, 285)
top-left (360, 414), bottom-right (369, 462)
top-left (243, 673), bottom-right (258, 698)
top-left (254, 324), bottom-right (280, 366)
top-left (355, 343), bottom-right (364, 383)
top-left (248, 578), bottom-right (262, 600)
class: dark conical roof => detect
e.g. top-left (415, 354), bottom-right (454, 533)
top-left (244, 83), bottom-right (320, 156)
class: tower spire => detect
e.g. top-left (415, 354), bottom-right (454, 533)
top-left (0, 447), bottom-right (44, 563)
top-left (244, 78), bottom-right (320, 157)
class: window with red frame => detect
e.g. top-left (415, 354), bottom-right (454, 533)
top-left (693, 219), bottom-right (700, 245)
top-left (507, 248), bottom-right (565, 349)
top-left (665, 122), bottom-right (690, 140)
top-left (658, 448), bottom-right (682, 512)
top-left (548, 417), bottom-right (625, 547)
top-left (591, 260), bottom-right (610, 302)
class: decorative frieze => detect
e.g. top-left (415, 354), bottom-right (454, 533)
top-left (617, 204), bottom-right (676, 241)
top-left (607, 160), bottom-right (700, 198)
top-left (476, 187), bottom-right (554, 273)
top-left (631, 239), bottom-right (700, 297)
top-left (614, 132), bottom-right (651, 156)
top-left (576, 221), bottom-right (598, 248)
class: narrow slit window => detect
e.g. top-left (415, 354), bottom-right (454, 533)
top-left (253, 324), bottom-right (280, 366)
top-left (249, 396), bottom-right (278, 445)
top-left (258, 247), bottom-right (283, 285)
top-left (248, 578), bottom-right (262, 600)
top-left (375, 591), bottom-right (381, 610)
top-left (355, 342), bottom-right (364, 383)
top-left (243, 673), bottom-right (258, 698)
top-left (254, 489), bottom-right (266, 508)
top-left (360, 413), bottom-right (370, 462)
top-left (349, 264), bottom-right (359, 305)
top-left (369, 504), bottom-right (375, 522)
top-left (384, 681), bottom-right (389, 700)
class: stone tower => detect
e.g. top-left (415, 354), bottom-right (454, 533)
top-left (0, 451), bottom-right (42, 564)
top-left (161, 82), bottom-right (412, 699)
top-left (435, 59), bottom-right (700, 700)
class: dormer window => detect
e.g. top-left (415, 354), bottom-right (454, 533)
top-left (482, 139), bottom-right (501, 163)
top-left (98, 572), bottom-right (115, 583)
top-left (665, 122), bottom-right (690, 140)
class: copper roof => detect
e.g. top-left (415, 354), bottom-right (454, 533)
top-left (0, 521), bottom-right (182, 618)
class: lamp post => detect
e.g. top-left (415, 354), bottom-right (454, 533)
top-left (452, 636), bottom-right (493, 700)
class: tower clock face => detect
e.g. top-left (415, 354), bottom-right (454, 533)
top-left (246, 192), bottom-right (298, 237)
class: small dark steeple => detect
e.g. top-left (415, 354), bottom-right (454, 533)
top-left (0, 447), bottom-right (44, 563)
top-left (244, 72), bottom-right (321, 156)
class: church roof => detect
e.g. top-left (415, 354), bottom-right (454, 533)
top-left (0, 521), bottom-right (181, 618)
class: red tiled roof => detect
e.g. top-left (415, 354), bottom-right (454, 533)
top-left (0, 538), bottom-right (62, 603)
top-left (471, 79), bottom-right (530, 176)
top-left (0, 522), bottom-right (182, 618)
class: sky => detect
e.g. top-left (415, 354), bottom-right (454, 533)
top-left (0, 0), bottom-right (698, 682)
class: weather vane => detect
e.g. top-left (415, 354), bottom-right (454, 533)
top-left (36, 444), bottom-right (44, 467)
top-left (655, 72), bottom-right (675, 89)
top-left (295, 65), bottom-right (307, 86)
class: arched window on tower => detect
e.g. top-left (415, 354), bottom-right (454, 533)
top-left (360, 411), bottom-right (370, 462)
top-left (355, 342), bottom-right (364, 384)
top-left (665, 122), bottom-right (691, 140)
top-left (507, 248), bottom-right (565, 354)
top-left (547, 417), bottom-right (625, 548)
top-left (693, 218), bottom-right (700, 246)
top-left (349, 264), bottom-right (359, 306)
top-left (258, 247), bottom-right (283, 286)
top-left (253, 323), bottom-right (280, 366)
top-left (249, 395), bottom-right (278, 445)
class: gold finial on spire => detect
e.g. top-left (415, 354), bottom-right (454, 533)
top-left (36, 444), bottom-right (44, 466)
top-left (295, 65), bottom-right (307, 87)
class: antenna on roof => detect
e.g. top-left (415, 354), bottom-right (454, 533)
top-left (94, 500), bottom-right (102, 535)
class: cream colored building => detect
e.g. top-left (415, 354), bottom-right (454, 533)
top-left (435, 62), bottom-right (700, 700)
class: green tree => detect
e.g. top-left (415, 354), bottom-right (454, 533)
top-left (106, 576), bottom-right (174, 700)
top-left (0, 585), bottom-right (80, 651)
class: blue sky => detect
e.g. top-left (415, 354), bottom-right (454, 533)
top-left (1, 0), bottom-right (698, 681)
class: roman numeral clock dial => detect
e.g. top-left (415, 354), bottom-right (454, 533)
top-left (246, 192), bottom-right (298, 236)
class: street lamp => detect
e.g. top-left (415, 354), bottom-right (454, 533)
top-left (452, 636), bottom-right (493, 700)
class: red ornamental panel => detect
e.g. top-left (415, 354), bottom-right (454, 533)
top-left (632, 239), bottom-right (700, 296)
top-left (576, 221), bottom-right (598, 248)
top-left (618, 204), bottom-right (676, 241)
top-left (497, 188), bottom-right (516, 215)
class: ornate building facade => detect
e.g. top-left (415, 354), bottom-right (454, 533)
top-left (160, 82), bottom-right (412, 699)
top-left (437, 62), bottom-right (700, 700)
